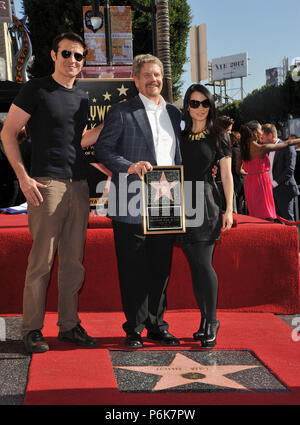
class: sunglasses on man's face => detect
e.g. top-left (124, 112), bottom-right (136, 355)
top-left (60, 50), bottom-right (85, 62)
top-left (189, 99), bottom-right (210, 109)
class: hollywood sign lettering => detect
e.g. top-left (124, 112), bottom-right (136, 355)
top-left (89, 104), bottom-right (112, 122)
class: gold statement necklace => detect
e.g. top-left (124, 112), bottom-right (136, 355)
top-left (188, 129), bottom-right (208, 141)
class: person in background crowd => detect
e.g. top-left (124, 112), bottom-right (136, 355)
top-left (292, 134), bottom-right (300, 218)
top-left (178, 84), bottom-right (233, 348)
top-left (215, 115), bottom-right (234, 135)
top-left (262, 124), bottom-right (299, 221)
top-left (230, 131), bottom-right (246, 214)
top-left (214, 115), bottom-right (234, 211)
top-left (1, 32), bottom-right (101, 354)
top-left (293, 134), bottom-right (300, 186)
top-left (237, 121), bottom-right (300, 221)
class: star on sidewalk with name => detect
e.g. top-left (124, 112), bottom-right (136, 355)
top-left (150, 172), bottom-right (179, 202)
top-left (115, 353), bottom-right (260, 392)
top-left (117, 84), bottom-right (129, 97)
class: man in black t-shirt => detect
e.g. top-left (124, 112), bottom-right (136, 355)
top-left (1, 33), bottom-right (100, 353)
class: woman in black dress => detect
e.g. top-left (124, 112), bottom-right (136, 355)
top-left (179, 84), bottom-right (233, 348)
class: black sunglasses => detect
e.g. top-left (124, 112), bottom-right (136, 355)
top-left (60, 50), bottom-right (85, 62)
top-left (189, 99), bottom-right (210, 109)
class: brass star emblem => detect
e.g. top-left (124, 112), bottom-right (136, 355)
top-left (117, 84), bottom-right (129, 97)
top-left (115, 353), bottom-right (260, 392)
top-left (103, 91), bottom-right (112, 101)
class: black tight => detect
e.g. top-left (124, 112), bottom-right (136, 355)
top-left (181, 241), bottom-right (218, 322)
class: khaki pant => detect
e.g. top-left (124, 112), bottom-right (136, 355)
top-left (21, 178), bottom-right (90, 336)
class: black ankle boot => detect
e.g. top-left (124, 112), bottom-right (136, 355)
top-left (193, 317), bottom-right (207, 341)
top-left (201, 320), bottom-right (220, 348)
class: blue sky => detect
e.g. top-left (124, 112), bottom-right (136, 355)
top-left (182, 0), bottom-right (300, 99)
top-left (13, 0), bottom-right (299, 100)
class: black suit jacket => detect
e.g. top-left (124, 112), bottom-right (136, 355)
top-left (95, 95), bottom-right (182, 224)
top-left (272, 140), bottom-right (300, 202)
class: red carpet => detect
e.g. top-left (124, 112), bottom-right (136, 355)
top-left (1, 214), bottom-right (300, 314)
top-left (23, 311), bottom-right (300, 405)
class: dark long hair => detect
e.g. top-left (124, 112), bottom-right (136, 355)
top-left (182, 84), bottom-right (227, 144)
top-left (182, 84), bottom-right (216, 135)
top-left (240, 120), bottom-right (262, 161)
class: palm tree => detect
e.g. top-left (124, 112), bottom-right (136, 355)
top-left (156, 0), bottom-right (173, 103)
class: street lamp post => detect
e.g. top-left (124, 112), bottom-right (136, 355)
top-left (91, 0), bottom-right (112, 66)
top-left (103, 0), bottom-right (113, 66)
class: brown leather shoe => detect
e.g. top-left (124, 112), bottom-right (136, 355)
top-left (58, 324), bottom-right (97, 347)
top-left (23, 330), bottom-right (49, 354)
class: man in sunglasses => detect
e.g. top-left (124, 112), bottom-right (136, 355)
top-left (1, 32), bottom-right (99, 353)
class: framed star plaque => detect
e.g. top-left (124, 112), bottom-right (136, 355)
top-left (142, 166), bottom-right (186, 234)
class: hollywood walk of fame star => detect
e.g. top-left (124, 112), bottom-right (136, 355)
top-left (114, 353), bottom-right (260, 392)
top-left (103, 91), bottom-right (112, 101)
top-left (117, 84), bottom-right (129, 96)
top-left (150, 172), bottom-right (179, 202)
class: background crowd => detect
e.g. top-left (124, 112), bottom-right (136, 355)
top-left (220, 117), bottom-right (300, 223)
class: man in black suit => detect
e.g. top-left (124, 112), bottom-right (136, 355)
top-left (95, 54), bottom-right (182, 348)
top-left (262, 124), bottom-right (299, 221)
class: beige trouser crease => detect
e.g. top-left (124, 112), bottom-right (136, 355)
top-left (21, 178), bottom-right (90, 336)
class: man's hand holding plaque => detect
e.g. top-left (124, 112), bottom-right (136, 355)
top-left (142, 166), bottom-right (186, 235)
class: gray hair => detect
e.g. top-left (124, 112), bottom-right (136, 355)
top-left (132, 54), bottom-right (164, 77)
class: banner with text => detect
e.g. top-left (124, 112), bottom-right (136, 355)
top-left (83, 5), bottom-right (133, 66)
top-left (212, 52), bottom-right (248, 82)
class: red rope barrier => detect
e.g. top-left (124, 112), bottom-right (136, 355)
top-left (276, 215), bottom-right (300, 226)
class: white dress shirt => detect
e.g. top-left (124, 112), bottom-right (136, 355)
top-left (139, 93), bottom-right (176, 166)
